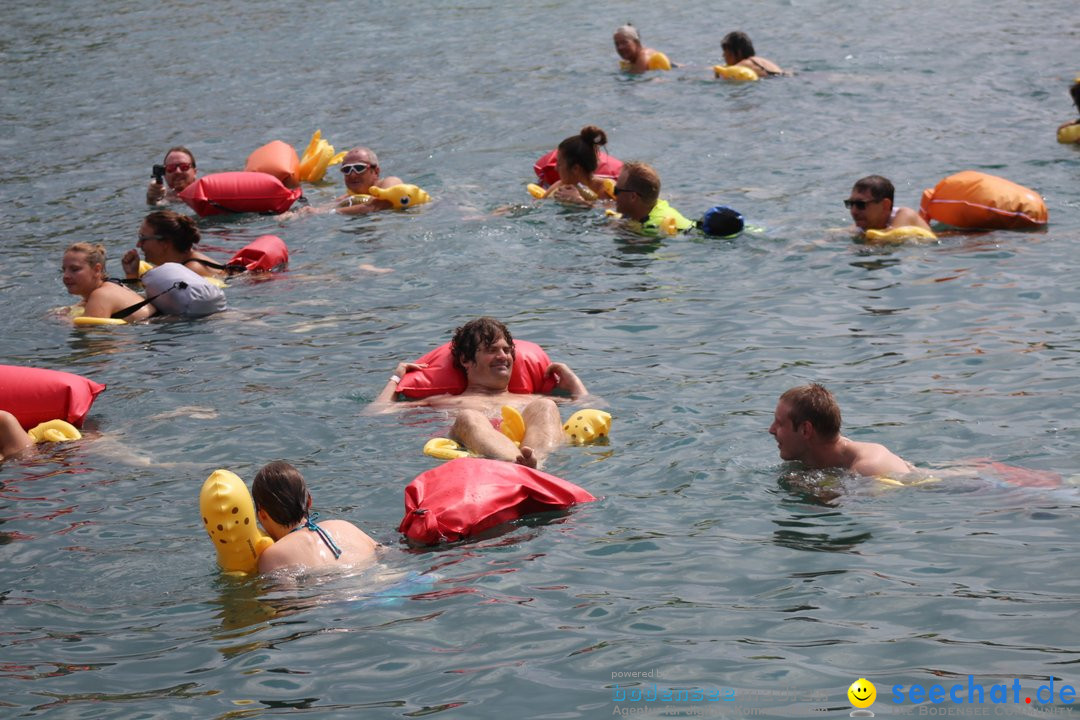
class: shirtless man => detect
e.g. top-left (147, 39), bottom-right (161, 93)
top-left (847, 175), bottom-right (931, 233)
top-left (613, 24), bottom-right (670, 74)
top-left (372, 317), bottom-right (588, 468)
top-left (146, 146), bottom-right (198, 205)
top-left (334, 146), bottom-right (404, 215)
top-left (769, 384), bottom-right (913, 478)
top-left (252, 461), bottom-right (379, 574)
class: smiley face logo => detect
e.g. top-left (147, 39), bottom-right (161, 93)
top-left (848, 678), bottom-right (877, 709)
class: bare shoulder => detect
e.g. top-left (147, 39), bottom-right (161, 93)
top-left (890, 206), bottom-right (930, 229)
top-left (377, 176), bottom-right (404, 188)
top-left (850, 441), bottom-right (913, 478)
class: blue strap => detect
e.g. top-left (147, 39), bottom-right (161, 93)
top-left (288, 511), bottom-right (343, 559)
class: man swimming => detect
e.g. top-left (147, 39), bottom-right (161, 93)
top-left (846, 175), bottom-right (931, 233)
top-left (371, 317), bottom-right (588, 468)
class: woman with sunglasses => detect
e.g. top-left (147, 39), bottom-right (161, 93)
top-left (121, 210), bottom-right (226, 281)
top-left (63, 242), bottom-right (157, 322)
top-left (146, 146), bottom-right (198, 205)
top-left (335, 146), bottom-right (404, 215)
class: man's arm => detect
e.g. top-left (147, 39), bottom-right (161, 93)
top-left (368, 361), bottom-right (429, 411)
top-left (545, 362), bottom-right (587, 400)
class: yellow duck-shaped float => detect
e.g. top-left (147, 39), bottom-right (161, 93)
top-left (199, 469), bottom-right (274, 575)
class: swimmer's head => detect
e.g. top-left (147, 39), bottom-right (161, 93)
top-left (852, 175), bottom-right (895, 204)
top-left (557, 125), bottom-right (608, 180)
top-left (778, 384), bottom-right (842, 439)
top-left (721, 31), bottom-right (755, 63)
top-left (1070, 79), bottom-right (1080, 113)
top-left (161, 146), bottom-right (197, 192)
top-left (451, 317), bottom-right (516, 371)
top-left (252, 461), bottom-right (312, 527)
top-left (141, 209), bottom-right (201, 256)
top-left (613, 24), bottom-right (642, 61)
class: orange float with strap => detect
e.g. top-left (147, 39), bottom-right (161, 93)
top-left (532, 149), bottom-right (624, 188)
top-left (226, 235), bottom-right (289, 272)
top-left (394, 340), bottom-right (557, 398)
top-left (398, 457), bottom-right (596, 544)
top-left (919, 171), bottom-right (1047, 230)
top-left (179, 172), bottom-right (304, 217)
top-left (244, 140), bottom-right (300, 188)
top-left (0, 365), bottom-right (105, 430)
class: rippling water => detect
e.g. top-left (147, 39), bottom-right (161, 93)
top-left (3, 1), bottom-right (1079, 717)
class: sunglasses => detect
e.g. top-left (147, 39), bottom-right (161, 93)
top-left (164, 163), bottom-right (192, 173)
top-left (844, 198), bottom-right (880, 210)
top-left (340, 163), bottom-right (374, 175)
top-left (137, 233), bottom-right (163, 243)
top-left (613, 186), bottom-right (636, 195)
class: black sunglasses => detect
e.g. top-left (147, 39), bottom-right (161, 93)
top-left (844, 198), bottom-right (880, 210)
top-left (613, 186), bottom-right (636, 195)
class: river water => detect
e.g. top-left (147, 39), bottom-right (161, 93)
top-left (3, 1), bottom-right (1079, 718)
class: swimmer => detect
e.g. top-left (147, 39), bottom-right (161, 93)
top-left (121, 210), bottom-right (226, 281)
top-left (371, 317), bottom-right (589, 469)
top-left (545, 125), bottom-right (616, 205)
top-left (146, 146), bottom-right (198, 205)
top-left (846, 175), bottom-right (931, 233)
top-left (769, 384), bottom-right (913, 478)
top-left (0, 410), bottom-right (34, 462)
top-left (252, 461), bottom-right (379, 574)
top-left (612, 162), bottom-right (693, 234)
top-left (63, 242), bottom-right (156, 322)
top-left (1056, 79), bottom-right (1080, 143)
top-left (334, 146), bottom-right (405, 215)
top-left (720, 31), bottom-right (786, 78)
top-left (613, 24), bottom-right (670, 74)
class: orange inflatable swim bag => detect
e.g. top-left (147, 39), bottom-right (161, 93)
top-left (398, 457), bottom-right (597, 544)
top-left (919, 171), bottom-right (1047, 230)
top-left (226, 234), bottom-right (289, 272)
top-left (179, 172), bottom-right (304, 217)
top-left (245, 140), bottom-right (300, 188)
top-left (0, 365), bottom-right (105, 430)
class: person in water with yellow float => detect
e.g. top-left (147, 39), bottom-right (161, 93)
top-left (146, 146), bottom-right (198, 206)
top-left (528, 125), bottom-right (618, 206)
top-left (610, 162), bottom-right (693, 236)
top-left (613, 24), bottom-right (671, 74)
top-left (0, 410), bottom-right (81, 463)
top-left (64, 242), bottom-right (157, 323)
top-left (714, 31), bottom-right (786, 81)
top-left (371, 317), bottom-right (607, 470)
top-left (846, 175), bottom-right (934, 243)
top-left (333, 146), bottom-right (428, 214)
top-left (1057, 78), bottom-right (1080, 144)
top-left (122, 210), bottom-right (227, 282)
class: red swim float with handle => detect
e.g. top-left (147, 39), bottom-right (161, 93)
top-left (398, 457), bottom-right (596, 544)
top-left (0, 365), bottom-right (105, 430)
top-left (226, 235), bottom-right (289, 272)
top-left (532, 149), bottom-right (624, 188)
top-left (244, 140), bottom-right (300, 188)
top-left (918, 171), bottom-right (1048, 230)
top-left (179, 172), bottom-right (303, 217)
top-left (395, 340), bottom-right (558, 398)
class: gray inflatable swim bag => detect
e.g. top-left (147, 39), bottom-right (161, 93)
top-left (141, 262), bottom-right (227, 317)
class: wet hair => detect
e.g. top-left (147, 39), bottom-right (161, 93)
top-left (64, 242), bottom-right (107, 274)
top-left (450, 317), bottom-right (516, 371)
top-left (779, 384), bottom-right (842, 439)
top-left (143, 209), bottom-right (201, 252)
top-left (614, 24), bottom-right (641, 43)
top-left (620, 161), bottom-right (661, 204)
top-left (721, 31), bottom-right (755, 61)
top-left (557, 125), bottom-right (608, 176)
top-left (852, 175), bottom-right (895, 203)
top-left (252, 461), bottom-right (311, 527)
top-left (1071, 80), bottom-right (1080, 114)
top-left (162, 146), bottom-right (196, 168)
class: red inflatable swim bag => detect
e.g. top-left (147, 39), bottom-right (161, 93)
top-left (532, 149), bottom-right (624, 188)
top-left (919, 171), bottom-right (1048, 230)
top-left (398, 457), bottom-right (597, 544)
top-left (179, 172), bottom-right (303, 217)
top-left (244, 140), bottom-right (300, 188)
top-left (0, 365), bottom-right (105, 430)
top-left (226, 235), bottom-right (289, 272)
top-left (395, 340), bottom-right (558, 399)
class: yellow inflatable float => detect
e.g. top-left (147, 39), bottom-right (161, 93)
top-left (199, 469), bottom-right (274, 575)
top-left (528, 179), bottom-right (615, 202)
top-left (863, 226), bottom-right (938, 244)
top-left (714, 65), bottom-right (759, 82)
top-left (367, 183), bottom-right (431, 209)
top-left (563, 409), bottom-right (612, 444)
top-left (1059, 123), bottom-right (1080, 144)
top-left (298, 130), bottom-right (346, 183)
top-left (28, 419), bottom-right (81, 444)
